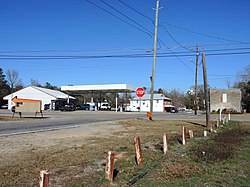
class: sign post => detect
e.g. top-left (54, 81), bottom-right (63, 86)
top-left (136, 87), bottom-right (145, 98)
top-left (136, 88), bottom-right (145, 119)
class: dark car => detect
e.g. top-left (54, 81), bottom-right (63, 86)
top-left (170, 108), bottom-right (178, 113)
top-left (0, 104), bottom-right (8, 109)
top-left (76, 104), bottom-right (95, 111)
top-left (76, 105), bottom-right (83, 110)
top-left (59, 103), bottom-right (76, 111)
top-left (82, 104), bottom-right (95, 111)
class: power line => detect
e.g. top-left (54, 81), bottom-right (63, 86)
top-left (1, 47), bottom-right (250, 54)
top-left (115, 1), bottom-right (250, 46)
top-left (118, 0), bottom-right (154, 22)
top-left (206, 51), bottom-right (250, 56)
top-left (161, 22), bottom-right (250, 44)
top-left (85, 0), bottom-right (152, 37)
top-left (160, 24), bottom-right (195, 52)
top-left (99, 0), bottom-right (153, 37)
top-left (1, 46), bottom-right (250, 56)
top-left (85, 0), bottom-right (194, 73)
top-left (0, 50), bottom-right (249, 60)
top-left (0, 48), bottom-right (150, 53)
top-left (1, 47), bottom-right (250, 58)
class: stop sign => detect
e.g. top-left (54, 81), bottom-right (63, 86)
top-left (136, 87), bottom-right (145, 97)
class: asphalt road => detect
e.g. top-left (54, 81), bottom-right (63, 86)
top-left (0, 109), bottom-right (249, 136)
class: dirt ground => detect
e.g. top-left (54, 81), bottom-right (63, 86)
top-left (0, 121), bottom-right (130, 186)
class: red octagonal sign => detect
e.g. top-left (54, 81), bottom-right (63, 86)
top-left (136, 87), bottom-right (145, 97)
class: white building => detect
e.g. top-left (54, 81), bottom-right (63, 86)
top-left (130, 94), bottom-right (174, 112)
top-left (3, 86), bottom-right (75, 110)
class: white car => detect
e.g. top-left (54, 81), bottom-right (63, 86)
top-left (100, 103), bottom-right (111, 110)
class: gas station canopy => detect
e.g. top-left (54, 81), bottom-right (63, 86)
top-left (61, 84), bottom-right (137, 94)
top-left (61, 84), bottom-right (137, 112)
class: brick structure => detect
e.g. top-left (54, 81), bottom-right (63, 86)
top-left (210, 89), bottom-right (242, 113)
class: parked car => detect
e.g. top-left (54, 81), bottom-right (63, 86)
top-left (0, 104), bottom-right (8, 109)
top-left (83, 104), bottom-right (95, 110)
top-left (170, 108), bottom-right (178, 113)
top-left (76, 105), bottom-right (83, 110)
top-left (76, 104), bottom-right (95, 111)
top-left (59, 103), bottom-right (76, 111)
top-left (100, 103), bottom-right (111, 110)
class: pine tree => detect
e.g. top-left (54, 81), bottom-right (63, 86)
top-left (0, 68), bottom-right (10, 105)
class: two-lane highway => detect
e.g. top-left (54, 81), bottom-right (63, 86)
top-left (0, 109), bottom-right (249, 136)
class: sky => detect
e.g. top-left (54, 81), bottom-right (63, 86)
top-left (1, 0), bottom-right (250, 93)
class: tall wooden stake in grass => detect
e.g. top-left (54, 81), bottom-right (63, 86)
top-left (217, 118), bottom-right (220, 129)
top-left (163, 133), bottom-right (168, 154)
top-left (182, 126), bottom-right (186, 145)
top-left (38, 170), bottom-right (49, 187)
top-left (134, 137), bottom-right (143, 165)
top-left (210, 120), bottom-right (214, 132)
top-left (188, 130), bottom-right (194, 138)
top-left (105, 151), bottom-right (115, 182)
top-left (204, 130), bottom-right (208, 137)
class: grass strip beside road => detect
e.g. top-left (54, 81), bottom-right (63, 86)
top-left (71, 120), bottom-right (250, 186)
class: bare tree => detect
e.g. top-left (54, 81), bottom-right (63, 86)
top-left (224, 79), bottom-right (231, 89)
top-left (236, 64), bottom-right (250, 83)
top-left (30, 79), bottom-right (41, 87)
top-left (6, 69), bottom-right (23, 92)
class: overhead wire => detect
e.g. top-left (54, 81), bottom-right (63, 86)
top-left (0, 50), bottom-right (248, 60)
top-left (84, 0), bottom-right (152, 37)
top-left (114, 0), bottom-right (196, 72)
top-left (99, 0), bottom-right (154, 37)
top-left (120, 0), bottom-right (250, 47)
top-left (0, 47), bottom-right (249, 54)
top-left (161, 22), bottom-right (250, 44)
top-left (0, 48), bottom-right (150, 53)
top-left (118, 0), bottom-right (154, 22)
top-left (160, 24), bottom-right (195, 52)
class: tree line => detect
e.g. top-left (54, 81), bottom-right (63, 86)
top-left (0, 68), bottom-right (59, 106)
top-left (1, 66), bottom-right (250, 112)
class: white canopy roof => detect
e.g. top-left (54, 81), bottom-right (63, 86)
top-left (61, 84), bottom-right (137, 94)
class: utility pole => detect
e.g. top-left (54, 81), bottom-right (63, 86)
top-left (202, 53), bottom-right (210, 127)
top-left (194, 44), bottom-right (199, 115)
top-left (150, 0), bottom-right (160, 120)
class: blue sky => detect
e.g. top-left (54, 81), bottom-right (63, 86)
top-left (1, 0), bottom-right (250, 93)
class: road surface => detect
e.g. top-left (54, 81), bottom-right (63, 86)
top-left (0, 109), bottom-right (249, 136)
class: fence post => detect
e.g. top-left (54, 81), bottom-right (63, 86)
top-left (38, 170), bottom-right (49, 187)
top-left (223, 116), bottom-right (227, 125)
top-left (182, 126), bottom-right (186, 145)
top-left (204, 130), bottom-right (208, 137)
top-left (105, 151), bottom-right (115, 182)
top-left (217, 118), bottom-right (220, 129)
top-left (188, 130), bottom-right (194, 138)
top-left (134, 137), bottom-right (143, 165)
top-left (210, 120), bottom-right (214, 132)
top-left (163, 133), bottom-right (168, 154)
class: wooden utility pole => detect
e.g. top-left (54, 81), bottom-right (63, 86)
top-left (149, 0), bottom-right (160, 119)
top-left (194, 44), bottom-right (199, 115)
top-left (202, 53), bottom-right (210, 127)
